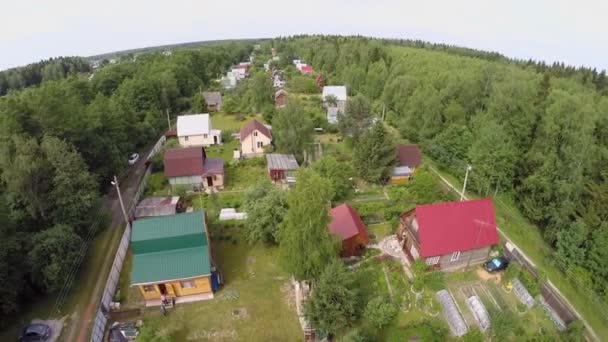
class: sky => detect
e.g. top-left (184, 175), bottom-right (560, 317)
top-left (1, 0), bottom-right (607, 71)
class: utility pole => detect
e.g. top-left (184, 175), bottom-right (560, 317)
top-left (460, 165), bottom-right (472, 201)
top-left (166, 109), bottom-right (171, 131)
top-left (112, 175), bottom-right (130, 227)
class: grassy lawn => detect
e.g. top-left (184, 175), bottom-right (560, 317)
top-left (133, 227), bottom-right (301, 341)
top-left (224, 160), bottom-right (267, 191)
top-left (424, 158), bottom-right (608, 339)
top-left (205, 139), bottom-right (239, 161)
top-left (367, 222), bottom-right (393, 242)
top-left (210, 112), bottom-right (264, 132)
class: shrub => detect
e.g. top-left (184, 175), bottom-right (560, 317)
top-left (363, 296), bottom-right (398, 330)
top-left (519, 269), bottom-right (541, 297)
top-left (503, 262), bottom-right (521, 281)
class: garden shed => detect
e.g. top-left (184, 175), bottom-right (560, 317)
top-left (266, 154), bottom-right (299, 183)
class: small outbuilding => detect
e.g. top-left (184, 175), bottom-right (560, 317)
top-left (266, 153), bottom-right (299, 183)
top-left (329, 204), bottom-right (370, 257)
top-left (275, 89), bottom-right (288, 108)
top-left (164, 147), bottom-right (224, 191)
top-left (134, 196), bottom-right (183, 219)
top-left (202, 92), bottom-right (223, 112)
top-left (391, 144), bottom-right (422, 184)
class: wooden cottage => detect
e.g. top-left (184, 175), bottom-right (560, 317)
top-left (391, 144), bottom-right (422, 185)
top-left (202, 91), bottom-right (223, 112)
top-left (130, 211), bottom-right (219, 306)
top-left (164, 147), bottom-right (224, 191)
top-left (329, 204), bottom-right (370, 257)
top-left (275, 89), bottom-right (288, 108)
top-left (266, 153), bottom-right (299, 184)
top-left (397, 199), bottom-right (499, 271)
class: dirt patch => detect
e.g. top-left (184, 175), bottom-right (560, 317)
top-left (281, 282), bottom-right (296, 310)
top-left (232, 308), bottom-right (249, 320)
top-left (476, 268), bottom-right (501, 283)
top-left (31, 317), bottom-right (66, 342)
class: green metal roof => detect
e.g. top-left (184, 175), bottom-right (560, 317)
top-left (130, 211), bottom-right (211, 285)
top-left (131, 246), bottom-right (211, 285)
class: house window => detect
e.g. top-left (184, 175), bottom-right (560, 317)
top-left (203, 134), bottom-right (208, 139)
top-left (143, 285), bottom-right (155, 292)
top-left (254, 131), bottom-right (258, 137)
top-left (450, 251), bottom-right (461, 262)
top-left (257, 141), bottom-right (263, 148)
top-left (180, 280), bottom-right (195, 289)
top-left (425, 256), bottom-right (440, 265)
top-left (184, 136), bottom-right (189, 141)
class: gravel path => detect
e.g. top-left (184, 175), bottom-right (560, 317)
top-left (369, 235), bottom-right (414, 279)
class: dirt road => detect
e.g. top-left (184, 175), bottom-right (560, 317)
top-left (62, 152), bottom-right (151, 342)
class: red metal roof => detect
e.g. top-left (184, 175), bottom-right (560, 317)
top-left (415, 199), bottom-right (498, 258)
top-left (164, 147), bottom-right (204, 177)
top-left (300, 66), bottom-right (313, 74)
top-left (240, 119), bottom-right (272, 141)
top-left (329, 204), bottom-right (370, 242)
top-left (396, 144), bottom-right (421, 168)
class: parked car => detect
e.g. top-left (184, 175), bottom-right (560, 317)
top-left (19, 324), bottom-right (51, 342)
top-left (128, 153), bottom-right (140, 165)
top-left (483, 256), bottom-right (509, 273)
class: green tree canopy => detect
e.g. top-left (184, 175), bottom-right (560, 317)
top-left (243, 181), bottom-right (288, 245)
top-left (278, 169), bottom-right (337, 281)
top-left (353, 123), bottom-right (395, 183)
top-left (272, 101), bottom-right (314, 162)
top-left (311, 156), bottom-right (353, 201)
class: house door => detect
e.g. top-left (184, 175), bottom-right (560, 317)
top-left (158, 284), bottom-right (167, 295)
top-left (158, 283), bottom-right (176, 297)
top-left (213, 136), bottom-right (218, 144)
top-left (206, 176), bottom-right (213, 187)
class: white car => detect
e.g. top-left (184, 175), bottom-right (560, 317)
top-left (128, 153), bottom-right (140, 165)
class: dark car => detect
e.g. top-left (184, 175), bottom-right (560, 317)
top-left (19, 324), bottom-right (51, 342)
top-left (483, 256), bottom-right (509, 273)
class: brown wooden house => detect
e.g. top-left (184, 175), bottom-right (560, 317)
top-left (397, 199), bottom-right (499, 271)
top-left (329, 204), bottom-right (370, 257)
top-left (275, 89), bottom-right (288, 108)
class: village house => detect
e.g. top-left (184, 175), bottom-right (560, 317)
top-left (202, 91), bottom-right (222, 112)
top-left (322, 86), bottom-right (347, 124)
top-left (134, 196), bottom-right (183, 219)
top-left (240, 119), bottom-right (272, 157)
top-left (177, 114), bottom-right (222, 147)
top-left (266, 153), bottom-right (299, 184)
top-left (391, 144), bottom-right (422, 184)
top-left (130, 211), bottom-right (220, 306)
top-left (275, 89), bottom-right (288, 108)
top-left (221, 73), bottom-right (237, 89)
top-left (329, 204), bottom-right (370, 257)
top-left (231, 64), bottom-right (249, 80)
top-left (164, 146), bottom-right (224, 191)
top-left (397, 199), bottom-right (499, 271)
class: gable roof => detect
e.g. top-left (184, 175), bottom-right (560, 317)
top-left (300, 66), bottom-right (313, 74)
top-left (322, 86), bottom-right (347, 101)
top-left (202, 92), bottom-right (222, 105)
top-left (415, 199), bottom-right (499, 258)
top-left (396, 144), bottom-right (422, 168)
top-left (266, 154), bottom-right (299, 171)
top-left (329, 204), bottom-right (370, 242)
top-left (164, 147), bottom-right (204, 177)
top-left (177, 114), bottom-right (211, 137)
top-left (131, 211), bottom-right (211, 285)
top-left (240, 119), bottom-right (272, 141)
top-left (275, 89), bottom-right (288, 98)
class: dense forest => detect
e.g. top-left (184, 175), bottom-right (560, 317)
top-left (0, 43), bottom-right (251, 321)
top-left (0, 57), bottom-right (91, 96)
top-left (270, 35), bottom-right (608, 304)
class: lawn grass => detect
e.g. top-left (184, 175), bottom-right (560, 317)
top-left (367, 222), bottom-right (393, 242)
top-left (223, 160), bottom-right (267, 191)
top-left (205, 139), bottom-right (240, 161)
top-left (136, 228), bottom-right (301, 341)
top-left (424, 157), bottom-right (608, 339)
top-left (210, 112), bottom-right (264, 132)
